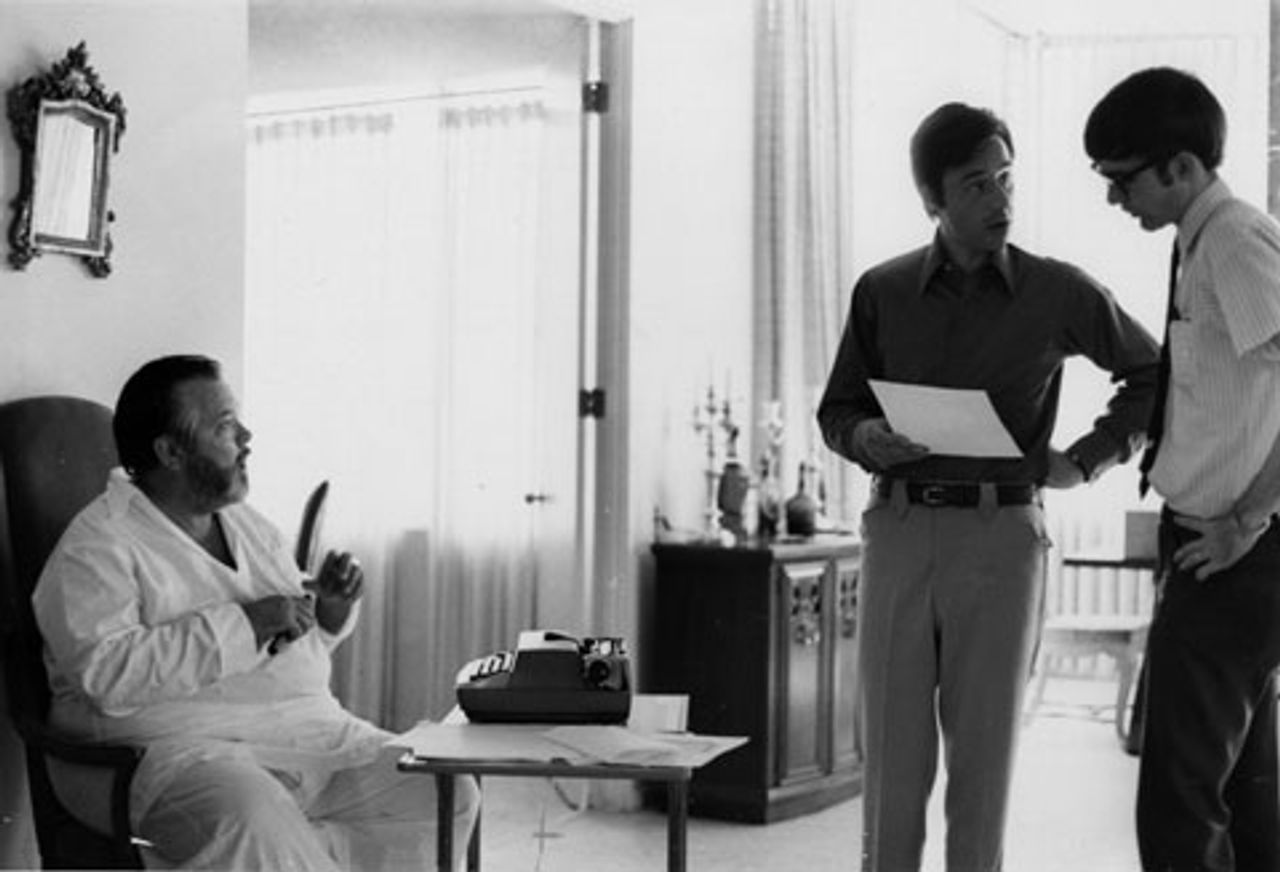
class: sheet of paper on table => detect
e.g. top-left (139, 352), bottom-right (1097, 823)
top-left (388, 722), bottom-right (573, 762)
top-left (543, 726), bottom-right (747, 768)
top-left (868, 379), bottom-right (1022, 459)
top-left (387, 721), bottom-right (747, 769)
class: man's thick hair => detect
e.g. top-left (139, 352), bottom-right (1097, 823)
top-left (1084, 67), bottom-right (1225, 170)
top-left (910, 102), bottom-right (1013, 207)
top-left (114, 355), bottom-right (222, 477)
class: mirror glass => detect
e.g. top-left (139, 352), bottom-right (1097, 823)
top-left (31, 100), bottom-right (114, 255)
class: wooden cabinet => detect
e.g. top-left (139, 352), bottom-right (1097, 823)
top-left (648, 537), bottom-right (862, 823)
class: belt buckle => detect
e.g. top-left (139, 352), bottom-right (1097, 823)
top-left (920, 484), bottom-right (948, 507)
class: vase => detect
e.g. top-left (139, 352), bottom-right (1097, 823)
top-left (785, 462), bottom-right (817, 537)
top-left (756, 456), bottom-right (782, 540)
top-left (717, 460), bottom-right (750, 542)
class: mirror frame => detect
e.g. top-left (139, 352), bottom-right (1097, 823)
top-left (6, 42), bottom-right (126, 278)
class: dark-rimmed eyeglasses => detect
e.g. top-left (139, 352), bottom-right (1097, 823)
top-left (1093, 157), bottom-right (1163, 198)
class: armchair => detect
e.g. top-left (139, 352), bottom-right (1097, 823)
top-left (0, 396), bottom-right (144, 869)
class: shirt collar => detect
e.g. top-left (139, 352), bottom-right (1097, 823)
top-left (1176, 177), bottom-right (1231, 261)
top-left (918, 234), bottom-right (1016, 296)
top-left (105, 467), bottom-right (143, 517)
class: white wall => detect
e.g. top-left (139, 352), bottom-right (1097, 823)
top-left (625, 0), bottom-right (757, 644)
top-left (0, 1), bottom-right (247, 405)
top-left (250, 4), bottom-right (583, 96)
top-left (0, 2), bottom-right (247, 866)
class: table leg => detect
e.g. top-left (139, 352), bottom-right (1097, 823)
top-left (435, 774), bottom-right (454, 872)
top-left (666, 780), bottom-right (688, 872)
top-left (468, 776), bottom-right (482, 872)
top-left (1114, 648), bottom-right (1137, 745)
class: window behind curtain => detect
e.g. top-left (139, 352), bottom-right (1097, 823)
top-left (243, 88), bottom-right (563, 726)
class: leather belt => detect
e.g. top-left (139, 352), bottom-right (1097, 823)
top-left (875, 478), bottom-right (1039, 508)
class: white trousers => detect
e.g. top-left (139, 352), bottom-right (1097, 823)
top-left (136, 744), bottom-right (479, 872)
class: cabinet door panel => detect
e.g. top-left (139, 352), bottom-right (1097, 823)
top-left (778, 559), bottom-right (827, 784)
top-left (832, 556), bottom-right (861, 769)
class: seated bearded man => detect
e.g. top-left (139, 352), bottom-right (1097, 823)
top-left (33, 354), bottom-right (478, 871)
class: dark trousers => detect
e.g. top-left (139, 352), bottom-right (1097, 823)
top-left (1136, 511), bottom-right (1280, 872)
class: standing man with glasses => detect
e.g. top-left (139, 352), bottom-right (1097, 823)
top-left (818, 102), bottom-right (1159, 872)
top-left (1085, 67), bottom-right (1280, 872)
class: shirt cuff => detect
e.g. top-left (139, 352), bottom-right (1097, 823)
top-left (1064, 431), bottom-right (1125, 484)
top-left (1065, 448), bottom-right (1093, 483)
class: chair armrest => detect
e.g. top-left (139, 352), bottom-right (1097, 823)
top-left (16, 714), bottom-right (143, 854)
top-left (17, 714), bottom-right (141, 768)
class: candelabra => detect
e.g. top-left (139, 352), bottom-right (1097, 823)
top-left (692, 383), bottom-right (743, 540)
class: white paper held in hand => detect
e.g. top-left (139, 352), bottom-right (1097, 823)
top-left (868, 379), bottom-right (1023, 459)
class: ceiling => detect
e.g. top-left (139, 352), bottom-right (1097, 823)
top-left (252, 0), bottom-right (631, 20)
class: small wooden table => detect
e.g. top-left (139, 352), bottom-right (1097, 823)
top-left (397, 755), bottom-right (692, 872)
top-left (395, 724), bottom-right (708, 872)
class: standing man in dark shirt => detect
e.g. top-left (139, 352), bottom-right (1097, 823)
top-left (1086, 67), bottom-right (1280, 872)
top-left (818, 102), bottom-right (1159, 872)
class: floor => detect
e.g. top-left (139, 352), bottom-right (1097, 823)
top-left (474, 677), bottom-right (1140, 872)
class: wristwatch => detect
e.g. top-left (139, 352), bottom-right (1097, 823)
top-left (1065, 449), bottom-right (1092, 483)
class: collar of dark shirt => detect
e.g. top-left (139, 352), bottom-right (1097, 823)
top-left (917, 235), bottom-right (1017, 297)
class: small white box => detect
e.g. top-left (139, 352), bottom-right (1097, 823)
top-left (627, 694), bottom-right (689, 733)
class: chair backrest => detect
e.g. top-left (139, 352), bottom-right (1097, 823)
top-left (0, 396), bottom-right (117, 725)
top-left (294, 479), bottom-right (329, 574)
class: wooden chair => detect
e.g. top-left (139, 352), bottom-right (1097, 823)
top-left (1026, 553), bottom-right (1156, 746)
top-left (0, 396), bottom-right (144, 868)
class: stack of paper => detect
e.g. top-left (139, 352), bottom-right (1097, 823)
top-left (389, 721), bottom-right (747, 770)
top-left (542, 725), bottom-right (747, 768)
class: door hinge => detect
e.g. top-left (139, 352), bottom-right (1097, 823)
top-left (582, 81), bottom-right (610, 114)
top-left (579, 387), bottom-right (606, 419)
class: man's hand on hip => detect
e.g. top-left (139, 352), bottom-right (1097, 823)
top-left (1173, 513), bottom-right (1268, 581)
top-left (1044, 448), bottom-right (1087, 489)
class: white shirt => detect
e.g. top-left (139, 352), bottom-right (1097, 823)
top-left (33, 470), bottom-right (387, 817)
top-left (1150, 179), bottom-right (1280, 517)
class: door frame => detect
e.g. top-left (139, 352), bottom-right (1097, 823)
top-left (585, 18), bottom-right (633, 635)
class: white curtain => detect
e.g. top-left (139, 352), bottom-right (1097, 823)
top-left (245, 90), bottom-right (547, 729)
top-left (395, 98), bottom-right (547, 727)
top-left (753, 0), bottom-right (863, 520)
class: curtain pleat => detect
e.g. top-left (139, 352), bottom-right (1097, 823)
top-left (754, 0), bottom-right (863, 521)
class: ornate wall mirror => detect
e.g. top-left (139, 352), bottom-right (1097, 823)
top-left (6, 42), bottom-right (126, 277)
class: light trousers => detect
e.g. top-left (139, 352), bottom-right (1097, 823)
top-left (858, 487), bottom-right (1048, 872)
top-left (136, 744), bottom-right (479, 871)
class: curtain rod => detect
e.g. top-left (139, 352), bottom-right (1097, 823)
top-left (247, 84), bottom-right (544, 119)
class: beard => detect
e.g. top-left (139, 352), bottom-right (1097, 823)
top-left (185, 451), bottom-right (248, 508)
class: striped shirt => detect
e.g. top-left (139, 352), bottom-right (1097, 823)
top-left (1150, 179), bottom-right (1280, 517)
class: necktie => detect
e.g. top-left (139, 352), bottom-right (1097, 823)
top-left (1138, 241), bottom-right (1181, 496)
